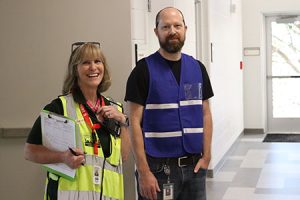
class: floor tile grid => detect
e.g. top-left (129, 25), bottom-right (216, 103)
top-left (207, 134), bottom-right (300, 200)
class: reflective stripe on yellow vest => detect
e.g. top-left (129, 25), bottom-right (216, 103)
top-left (45, 94), bottom-right (124, 200)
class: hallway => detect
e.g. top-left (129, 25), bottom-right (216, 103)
top-left (207, 134), bottom-right (300, 200)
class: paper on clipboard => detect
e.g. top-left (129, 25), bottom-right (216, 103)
top-left (40, 110), bottom-right (76, 180)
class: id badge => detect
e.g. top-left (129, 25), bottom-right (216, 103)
top-left (93, 165), bottom-right (101, 185)
top-left (163, 183), bottom-right (174, 200)
top-left (184, 83), bottom-right (202, 100)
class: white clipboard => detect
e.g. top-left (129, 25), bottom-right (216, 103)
top-left (40, 110), bottom-right (77, 180)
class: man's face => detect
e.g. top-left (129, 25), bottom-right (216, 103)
top-left (155, 8), bottom-right (187, 53)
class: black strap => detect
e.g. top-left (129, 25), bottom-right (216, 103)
top-left (83, 98), bottom-right (112, 158)
top-left (99, 158), bottom-right (106, 200)
top-left (46, 172), bottom-right (60, 200)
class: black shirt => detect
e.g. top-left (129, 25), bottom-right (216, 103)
top-left (26, 87), bottom-right (114, 158)
top-left (125, 57), bottom-right (214, 105)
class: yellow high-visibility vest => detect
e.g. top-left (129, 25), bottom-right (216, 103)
top-left (44, 94), bottom-right (124, 200)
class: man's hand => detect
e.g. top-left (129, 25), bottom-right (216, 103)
top-left (194, 156), bottom-right (210, 173)
top-left (138, 171), bottom-right (161, 200)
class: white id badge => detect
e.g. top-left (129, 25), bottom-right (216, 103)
top-left (163, 183), bottom-right (174, 200)
top-left (184, 83), bottom-right (202, 100)
top-left (93, 165), bottom-right (101, 185)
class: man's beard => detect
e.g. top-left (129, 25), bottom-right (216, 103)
top-left (159, 35), bottom-right (185, 53)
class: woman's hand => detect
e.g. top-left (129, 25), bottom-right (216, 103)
top-left (97, 105), bottom-right (126, 124)
top-left (63, 148), bottom-right (85, 169)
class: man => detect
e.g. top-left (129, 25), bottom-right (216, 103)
top-left (125, 7), bottom-right (213, 200)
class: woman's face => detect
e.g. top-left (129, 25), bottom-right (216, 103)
top-left (77, 58), bottom-right (104, 91)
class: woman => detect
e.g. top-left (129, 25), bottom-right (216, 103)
top-left (24, 42), bottom-right (130, 200)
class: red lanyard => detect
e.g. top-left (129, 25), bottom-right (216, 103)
top-left (86, 98), bottom-right (100, 113)
top-left (79, 96), bottom-right (105, 155)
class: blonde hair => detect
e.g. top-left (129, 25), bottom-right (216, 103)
top-left (62, 43), bottom-right (111, 94)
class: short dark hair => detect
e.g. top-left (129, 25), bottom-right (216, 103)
top-left (155, 7), bottom-right (186, 28)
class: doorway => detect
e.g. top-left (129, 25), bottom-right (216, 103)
top-left (266, 15), bottom-right (300, 133)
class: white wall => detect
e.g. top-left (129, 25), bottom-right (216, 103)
top-left (242, 0), bottom-right (300, 130)
top-left (174, 0), bottom-right (197, 57)
top-left (131, 0), bottom-right (196, 60)
top-left (208, 0), bottom-right (244, 169)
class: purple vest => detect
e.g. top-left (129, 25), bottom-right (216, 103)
top-left (143, 52), bottom-right (204, 157)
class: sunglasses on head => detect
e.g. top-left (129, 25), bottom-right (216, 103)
top-left (71, 42), bottom-right (101, 52)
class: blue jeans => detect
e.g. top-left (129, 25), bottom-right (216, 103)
top-left (136, 155), bottom-right (207, 200)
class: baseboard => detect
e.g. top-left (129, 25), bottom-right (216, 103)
top-left (243, 128), bottom-right (264, 134)
top-left (207, 131), bottom-right (244, 178)
top-left (0, 128), bottom-right (31, 138)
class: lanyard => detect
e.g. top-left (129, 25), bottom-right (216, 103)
top-left (86, 98), bottom-right (100, 113)
top-left (79, 96), bottom-right (105, 155)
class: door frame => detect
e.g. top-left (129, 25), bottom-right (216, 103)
top-left (265, 15), bottom-right (300, 133)
top-left (195, 0), bottom-right (210, 70)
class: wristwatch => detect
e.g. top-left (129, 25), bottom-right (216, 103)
top-left (119, 114), bottom-right (129, 127)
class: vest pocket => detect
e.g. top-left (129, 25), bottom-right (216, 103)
top-left (106, 135), bottom-right (121, 166)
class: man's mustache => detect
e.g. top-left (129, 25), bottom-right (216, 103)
top-left (167, 33), bottom-right (180, 40)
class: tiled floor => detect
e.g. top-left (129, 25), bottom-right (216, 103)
top-left (207, 134), bottom-right (300, 200)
